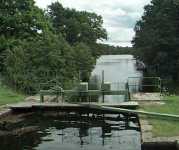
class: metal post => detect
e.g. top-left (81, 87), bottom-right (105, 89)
top-left (159, 77), bottom-right (162, 95)
top-left (79, 71), bottom-right (81, 81)
top-left (125, 83), bottom-right (127, 101)
top-left (62, 92), bottom-right (64, 104)
top-left (102, 70), bottom-right (104, 84)
top-left (40, 93), bottom-right (44, 103)
top-left (102, 70), bottom-right (104, 103)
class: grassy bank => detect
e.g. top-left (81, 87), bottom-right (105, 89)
top-left (140, 96), bottom-right (179, 137)
top-left (0, 85), bottom-right (25, 106)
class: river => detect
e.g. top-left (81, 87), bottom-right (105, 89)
top-left (90, 55), bottom-right (142, 103)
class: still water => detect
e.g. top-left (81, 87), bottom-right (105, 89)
top-left (0, 114), bottom-right (141, 150)
top-left (0, 55), bottom-right (142, 150)
top-left (90, 55), bottom-right (142, 103)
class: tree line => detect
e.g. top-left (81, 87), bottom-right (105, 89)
top-left (0, 0), bottom-right (107, 93)
top-left (95, 44), bottom-right (136, 55)
top-left (133, 0), bottom-right (179, 88)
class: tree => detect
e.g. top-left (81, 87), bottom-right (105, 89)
top-left (47, 2), bottom-right (107, 46)
top-left (133, 0), bottom-right (179, 81)
top-left (0, 0), bottom-right (49, 39)
top-left (72, 43), bottom-right (95, 81)
top-left (4, 32), bottom-right (78, 93)
top-left (0, 1), bottom-right (108, 94)
top-left (0, 0), bottom-right (51, 72)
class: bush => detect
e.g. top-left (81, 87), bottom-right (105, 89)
top-left (4, 32), bottom-right (78, 94)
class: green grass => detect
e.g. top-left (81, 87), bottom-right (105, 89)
top-left (141, 96), bottom-right (179, 114)
top-left (145, 118), bottom-right (179, 137)
top-left (140, 95), bottom-right (179, 137)
top-left (0, 85), bottom-right (25, 106)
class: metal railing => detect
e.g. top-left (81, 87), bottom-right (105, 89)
top-left (39, 82), bottom-right (131, 103)
top-left (127, 77), bottom-right (161, 94)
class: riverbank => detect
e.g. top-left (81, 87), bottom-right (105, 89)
top-left (139, 95), bottom-right (179, 142)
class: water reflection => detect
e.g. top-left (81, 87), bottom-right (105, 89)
top-left (0, 113), bottom-right (141, 150)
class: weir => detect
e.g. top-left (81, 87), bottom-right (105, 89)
top-left (39, 82), bottom-right (131, 103)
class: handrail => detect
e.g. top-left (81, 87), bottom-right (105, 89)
top-left (125, 82), bottom-right (131, 101)
top-left (128, 76), bottom-right (161, 93)
top-left (87, 105), bottom-right (179, 120)
top-left (39, 82), bottom-right (131, 103)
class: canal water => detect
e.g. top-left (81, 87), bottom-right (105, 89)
top-left (0, 55), bottom-right (142, 150)
top-left (90, 55), bottom-right (142, 103)
top-left (0, 113), bottom-right (141, 150)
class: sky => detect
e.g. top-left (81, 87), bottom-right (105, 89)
top-left (35, 0), bottom-right (151, 47)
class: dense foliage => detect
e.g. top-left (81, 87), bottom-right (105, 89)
top-left (47, 2), bottom-right (107, 58)
top-left (4, 33), bottom-right (78, 93)
top-left (0, 0), bottom-right (49, 72)
top-left (0, 0), bottom-right (107, 93)
top-left (133, 0), bottom-right (179, 82)
top-left (47, 2), bottom-right (107, 45)
top-left (94, 44), bottom-right (135, 55)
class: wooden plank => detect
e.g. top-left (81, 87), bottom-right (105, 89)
top-left (33, 103), bottom-right (80, 108)
top-left (9, 101), bottom-right (138, 110)
top-left (79, 101), bottom-right (138, 107)
top-left (8, 102), bottom-right (33, 109)
top-left (88, 105), bottom-right (179, 120)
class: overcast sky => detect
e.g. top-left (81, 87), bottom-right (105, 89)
top-left (35, 0), bottom-right (151, 47)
